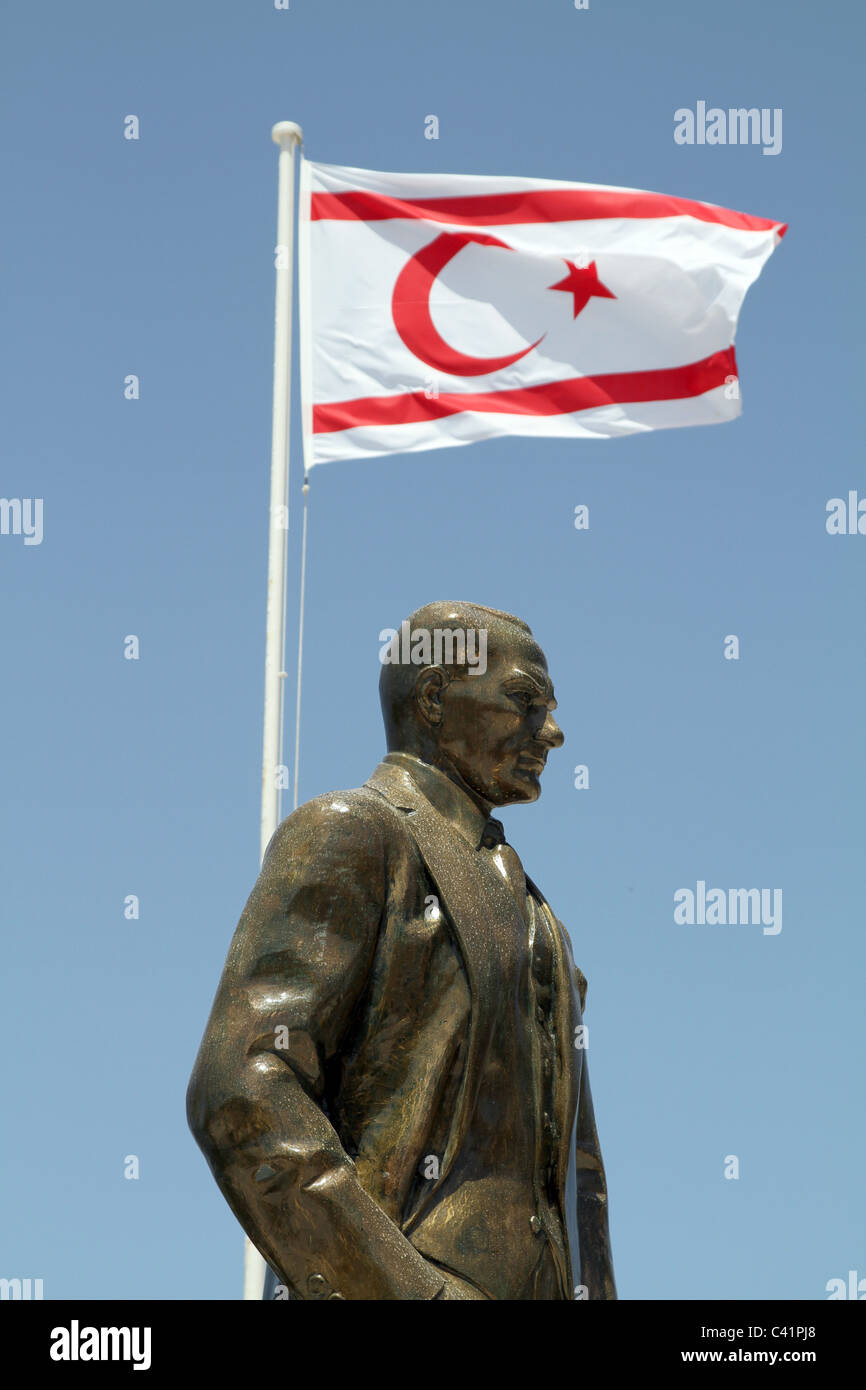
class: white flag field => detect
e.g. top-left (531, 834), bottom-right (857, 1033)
top-left (298, 161), bottom-right (786, 467)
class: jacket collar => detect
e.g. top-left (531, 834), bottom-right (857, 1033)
top-left (380, 752), bottom-right (491, 849)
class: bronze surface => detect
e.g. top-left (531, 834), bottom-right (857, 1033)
top-left (187, 601), bottom-right (616, 1300)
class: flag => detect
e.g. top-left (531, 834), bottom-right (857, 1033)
top-left (298, 160), bottom-right (786, 467)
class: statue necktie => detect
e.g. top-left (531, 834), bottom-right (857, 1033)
top-left (480, 816), bottom-right (530, 926)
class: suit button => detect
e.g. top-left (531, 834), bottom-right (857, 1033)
top-left (529, 1215), bottom-right (542, 1235)
top-left (327, 1292), bottom-right (345, 1300)
top-left (307, 1273), bottom-right (330, 1298)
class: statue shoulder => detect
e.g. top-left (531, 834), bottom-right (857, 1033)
top-left (261, 784), bottom-right (406, 873)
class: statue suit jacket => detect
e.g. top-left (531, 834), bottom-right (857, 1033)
top-left (186, 756), bottom-right (616, 1300)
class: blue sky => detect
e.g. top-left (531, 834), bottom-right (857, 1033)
top-left (2, 0), bottom-right (863, 1300)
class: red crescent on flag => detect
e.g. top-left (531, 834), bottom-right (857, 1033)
top-left (391, 231), bottom-right (545, 377)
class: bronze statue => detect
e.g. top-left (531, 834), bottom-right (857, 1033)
top-left (187, 601), bottom-right (616, 1300)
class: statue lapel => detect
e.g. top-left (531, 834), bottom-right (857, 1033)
top-left (364, 760), bottom-right (520, 1224)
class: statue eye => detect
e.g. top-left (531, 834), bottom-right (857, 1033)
top-left (510, 689), bottom-right (533, 710)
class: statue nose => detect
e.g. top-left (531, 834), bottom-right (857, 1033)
top-left (540, 713), bottom-right (564, 748)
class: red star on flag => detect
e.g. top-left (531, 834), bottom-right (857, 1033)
top-left (548, 259), bottom-right (616, 318)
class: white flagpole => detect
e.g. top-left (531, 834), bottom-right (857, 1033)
top-left (243, 118), bottom-right (303, 1303)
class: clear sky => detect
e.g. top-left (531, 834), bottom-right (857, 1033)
top-left (2, 0), bottom-right (863, 1300)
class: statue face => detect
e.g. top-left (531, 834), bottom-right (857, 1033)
top-left (431, 632), bottom-right (564, 807)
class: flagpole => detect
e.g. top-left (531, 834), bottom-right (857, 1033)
top-left (243, 118), bottom-right (303, 1303)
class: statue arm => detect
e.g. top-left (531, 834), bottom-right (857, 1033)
top-left (574, 1028), bottom-right (618, 1300)
top-left (186, 795), bottom-right (446, 1301)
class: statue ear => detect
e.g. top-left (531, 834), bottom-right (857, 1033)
top-left (415, 666), bottom-right (448, 727)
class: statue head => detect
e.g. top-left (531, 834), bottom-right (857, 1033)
top-left (378, 601), bottom-right (564, 810)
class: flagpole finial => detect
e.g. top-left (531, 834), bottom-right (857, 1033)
top-left (271, 121), bottom-right (303, 148)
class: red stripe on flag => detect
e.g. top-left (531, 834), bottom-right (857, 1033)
top-left (313, 348), bottom-right (738, 435)
top-left (309, 189), bottom-right (785, 235)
